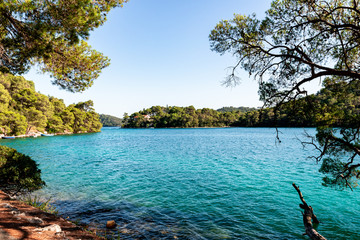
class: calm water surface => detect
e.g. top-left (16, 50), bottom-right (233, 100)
top-left (1, 128), bottom-right (360, 239)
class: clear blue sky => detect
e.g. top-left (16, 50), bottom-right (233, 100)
top-left (25, 1), bottom-right (282, 118)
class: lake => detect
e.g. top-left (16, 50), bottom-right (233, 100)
top-left (1, 127), bottom-right (359, 239)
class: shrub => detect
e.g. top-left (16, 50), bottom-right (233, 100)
top-left (20, 194), bottom-right (58, 214)
top-left (0, 145), bottom-right (45, 196)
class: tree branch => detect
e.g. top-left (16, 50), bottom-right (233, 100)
top-left (293, 183), bottom-right (327, 240)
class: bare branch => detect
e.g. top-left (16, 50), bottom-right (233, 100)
top-left (293, 183), bottom-right (326, 240)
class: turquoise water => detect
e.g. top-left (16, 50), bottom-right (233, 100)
top-left (1, 128), bottom-right (360, 239)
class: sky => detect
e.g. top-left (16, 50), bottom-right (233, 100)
top-left (24, 0), bottom-right (319, 118)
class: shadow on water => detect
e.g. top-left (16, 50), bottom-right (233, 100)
top-left (53, 199), bottom-right (212, 240)
top-left (52, 198), bottom-right (296, 240)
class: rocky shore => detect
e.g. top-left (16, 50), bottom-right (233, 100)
top-left (0, 191), bottom-right (103, 240)
top-left (0, 131), bottom-right (74, 139)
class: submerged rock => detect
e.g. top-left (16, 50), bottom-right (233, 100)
top-left (120, 228), bottom-right (130, 234)
top-left (106, 220), bottom-right (117, 229)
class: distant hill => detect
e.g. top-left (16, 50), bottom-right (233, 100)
top-left (217, 106), bottom-right (258, 113)
top-left (99, 114), bottom-right (122, 127)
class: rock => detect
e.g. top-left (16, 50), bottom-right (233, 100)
top-left (10, 210), bottom-right (22, 215)
top-left (106, 220), bottom-right (117, 229)
top-left (34, 224), bottom-right (62, 232)
top-left (120, 228), bottom-right (130, 234)
top-left (3, 205), bottom-right (19, 214)
top-left (27, 217), bottom-right (44, 224)
top-left (8, 206), bottom-right (25, 217)
top-left (44, 224), bottom-right (62, 232)
top-left (0, 203), bottom-right (13, 208)
top-left (55, 231), bottom-right (66, 237)
top-left (12, 211), bottom-right (25, 217)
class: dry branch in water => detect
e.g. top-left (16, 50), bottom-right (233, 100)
top-left (292, 183), bottom-right (327, 240)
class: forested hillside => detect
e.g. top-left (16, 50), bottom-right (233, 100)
top-left (0, 73), bottom-right (102, 136)
top-left (122, 105), bottom-right (244, 128)
top-left (123, 79), bottom-right (360, 128)
top-left (99, 114), bottom-right (122, 127)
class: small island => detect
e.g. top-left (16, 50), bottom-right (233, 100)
top-left (123, 78), bottom-right (357, 129)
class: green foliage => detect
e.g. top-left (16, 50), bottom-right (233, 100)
top-left (123, 105), bottom-right (243, 128)
top-left (210, 0), bottom-right (360, 104)
top-left (0, 0), bottom-right (127, 92)
top-left (23, 108), bottom-right (47, 133)
top-left (0, 73), bottom-right (102, 135)
top-left (46, 115), bottom-right (64, 134)
top-left (0, 111), bottom-right (27, 135)
top-left (60, 109), bottom-right (75, 133)
top-left (20, 195), bottom-right (58, 215)
top-left (125, 82), bottom-right (360, 129)
top-left (216, 106), bottom-right (257, 113)
top-left (99, 114), bottom-right (122, 127)
top-left (0, 84), bottom-right (11, 112)
top-left (210, 0), bottom-right (360, 188)
top-left (319, 157), bottom-right (348, 188)
top-left (0, 145), bottom-right (45, 195)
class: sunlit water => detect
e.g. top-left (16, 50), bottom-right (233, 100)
top-left (1, 128), bottom-right (360, 239)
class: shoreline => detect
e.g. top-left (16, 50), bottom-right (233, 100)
top-left (0, 190), bottom-right (103, 240)
top-left (0, 131), bottom-right (100, 139)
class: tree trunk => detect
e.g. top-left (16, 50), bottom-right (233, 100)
top-left (292, 183), bottom-right (327, 240)
top-left (26, 125), bottom-right (32, 135)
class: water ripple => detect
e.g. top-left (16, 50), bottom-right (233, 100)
top-left (1, 128), bottom-right (360, 239)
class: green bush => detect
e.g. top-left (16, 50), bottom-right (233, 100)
top-left (0, 145), bottom-right (45, 195)
top-left (20, 195), bottom-right (58, 214)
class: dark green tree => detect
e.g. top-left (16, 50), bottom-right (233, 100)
top-left (0, 145), bottom-right (45, 196)
top-left (123, 105), bottom-right (244, 128)
top-left (49, 97), bottom-right (66, 113)
top-left (0, 0), bottom-right (127, 92)
top-left (60, 108), bottom-right (75, 133)
top-left (47, 115), bottom-right (65, 133)
top-left (0, 111), bottom-right (27, 135)
top-left (0, 84), bottom-right (10, 111)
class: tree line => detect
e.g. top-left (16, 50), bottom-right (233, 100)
top-left (233, 78), bottom-right (360, 128)
top-left (122, 105), bottom-right (248, 128)
top-left (0, 73), bottom-right (102, 136)
top-left (122, 78), bottom-right (360, 129)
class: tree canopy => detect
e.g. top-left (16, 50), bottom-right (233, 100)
top-left (122, 105), bottom-right (245, 128)
top-left (216, 106), bottom-right (257, 113)
top-left (122, 83), bottom-right (360, 129)
top-left (210, 0), bottom-right (360, 189)
top-left (0, 145), bottom-right (45, 196)
top-left (0, 73), bottom-right (102, 135)
top-left (210, 0), bottom-right (360, 104)
top-left (0, 0), bottom-right (127, 92)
